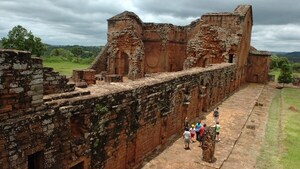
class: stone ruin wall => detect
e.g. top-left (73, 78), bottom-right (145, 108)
top-left (0, 50), bottom-right (237, 169)
top-left (106, 14), bottom-right (145, 80)
top-left (186, 5), bottom-right (253, 87)
top-left (0, 4), bottom-right (270, 169)
top-left (292, 76), bottom-right (300, 86)
top-left (142, 23), bottom-right (187, 73)
top-left (94, 5), bottom-right (254, 86)
top-left (247, 48), bottom-right (271, 84)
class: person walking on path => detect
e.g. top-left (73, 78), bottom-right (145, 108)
top-left (199, 124), bottom-right (206, 146)
top-left (195, 121), bottom-right (201, 141)
top-left (215, 122), bottom-right (221, 141)
top-left (190, 124), bottom-right (196, 142)
top-left (213, 107), bottom-right (220, 123)
top-left (183, 128), bottom-right (191, 149)
top-left (184, 117), bottom-right (189, 131)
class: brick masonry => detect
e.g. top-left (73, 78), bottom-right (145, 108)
top-left (0, 49), bottom-right (237, 169)
top-left (0, 4), bottom-right (270, 169)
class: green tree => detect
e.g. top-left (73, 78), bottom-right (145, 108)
top-left (270, 55), bottom-right (289, 70)
top-left (277, 57), bottom-right (289, 69)
top-left (1, 25), bottom-right (46, 57)
top-left (278, 63), bottom-right (292, 86)
top-left (50, 48), bottom-right (74, 58)
top-left (270, 55), bottom-right (279, 70)
top-left (291, 63), bottom-right (300, 72)
top-left (71, 46), bottom-right (83, 57)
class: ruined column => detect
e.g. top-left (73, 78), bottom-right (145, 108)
top-left (201, 126), bottom-right (216, 163)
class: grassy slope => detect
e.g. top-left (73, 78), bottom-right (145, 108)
top-left (281, 89), bottom-right (300, 168)
top-left (257, 88), bottom-right (300, 169)
top-left (42, 56), bottom-right (90, 77)
top-left (269, 70), bottom-right (300, 82)
top-left (43, 62), bottom-right (89, 77)
top-left (256, 89), bottom-right (282, 169)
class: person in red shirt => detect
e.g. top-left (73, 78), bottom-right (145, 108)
top-left (199, 124), bottom-right (206, 146)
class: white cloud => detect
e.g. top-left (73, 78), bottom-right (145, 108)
top-left (0, 0), bottom-right (299, 52)
top-left (252, 24), bottom-right (300, 52)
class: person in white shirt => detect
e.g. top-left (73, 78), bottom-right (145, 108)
top-left (183, 128), bottom-right (191, 149)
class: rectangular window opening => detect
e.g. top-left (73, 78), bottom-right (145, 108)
top-left (70, 161), bottom-right (84, 169)
top-left (28, 151), bottom-right (44, 169)
top-left (229, 54), bottom-right (234, 63)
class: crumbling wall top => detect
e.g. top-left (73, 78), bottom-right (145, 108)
top-left (108, 11), bottom-right (143, 25)
top-left (249, 46), bottom-right (271, 56)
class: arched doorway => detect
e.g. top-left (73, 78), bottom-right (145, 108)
top-left (115, 52), bottom-right (129, 76)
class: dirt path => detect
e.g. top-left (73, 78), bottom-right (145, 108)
top-left (142, 83), bottom-right (275, 169)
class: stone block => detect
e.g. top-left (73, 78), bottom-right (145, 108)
top-left (72, 69), bottom-right (96, 85)
top-left (0, 64), bottom-right (11, 70)
top-left (13, 63), bottom-right (27, 70)
top-left (0, 57), bottom-right (4, 64)
top-left (105, 74), bottom-right (123, 82)
top-left (32, 95), bottom-right (43, 101)
top-left (20, 70), bottom-right (33, 75)
top-left (9, 87), bottom-right (24, 94)
top-left (30, 78), bottom-right (43, 85)
top-left (31, 99), bottom-right (43, 105)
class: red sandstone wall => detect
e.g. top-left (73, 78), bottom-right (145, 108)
top-left (0, 49), bottom-right (237, 169)
top-left (143, 24), bottom-right (186, 73)
top-left (90, 64), bottom-right (236, 169)
top-left (247, 53), bottom-right (270, 83)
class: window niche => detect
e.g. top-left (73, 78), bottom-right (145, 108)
top-left (70, 114), bottom-right (86, 139)
top-left (70, 161), bottom-right (84, 169)
top-left (28, 151), bottom-right (44, 169)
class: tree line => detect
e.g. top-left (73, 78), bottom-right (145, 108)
top-left (270, 55), bottom-right (300, 85)
top-left (0, 25), bottom-right (101, 61)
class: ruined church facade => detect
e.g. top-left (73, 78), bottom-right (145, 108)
top-left (91, 5), bottom-right (268, 84)
top-left (0, 5), bottom-right (269, 169)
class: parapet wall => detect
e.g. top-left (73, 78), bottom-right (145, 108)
top-left (0, 50), bottom-right (237, 169)
top-left (0, 50), bottom-right (44, 120)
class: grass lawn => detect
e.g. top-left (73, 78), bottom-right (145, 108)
top-left (43, 61), bottom-right (89, 77)
top-left (42, 56), bottom-right (91, 77)
top-left (269, 70), bottom-right (300, 82)
top-left (281, 89), bottom-right (300, 169)
top-left (257, 88), bottom-right (300, 169)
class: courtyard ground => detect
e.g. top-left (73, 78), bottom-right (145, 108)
top-left (142, 83), bottom-right (275, 169)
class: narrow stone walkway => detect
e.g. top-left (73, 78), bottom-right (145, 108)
top-left (142, 83), bottom-right (274, 169)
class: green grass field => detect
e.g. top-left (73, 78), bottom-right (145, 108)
top-left (269, 70), bottom-right (300, 82)
top-left (281, 89), bottom-right (300, 169)
top-left (42, 56), bottom-right (91, 77)
top-left (257, 88), bottom-right (300, 169)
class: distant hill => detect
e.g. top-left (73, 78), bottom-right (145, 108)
top-left (272, 51), bottom-right (300, 63)
top-left (284, 51), bottom-right (300, 57)
top-left (44, 44), bottom-right (102, 58)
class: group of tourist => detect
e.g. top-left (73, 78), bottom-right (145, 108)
top-left (183, 107), bottom-right (221, 149)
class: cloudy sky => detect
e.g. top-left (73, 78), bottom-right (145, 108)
top-left (0, 0), bottom-right (299, 52)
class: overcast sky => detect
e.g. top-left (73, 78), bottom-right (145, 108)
top-left (0, 0), bottom-right (299, 52)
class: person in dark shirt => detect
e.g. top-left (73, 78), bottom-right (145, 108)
top-left (213, 107), bottom-right (219, 123)
top-left (199, 124), bottom-right (206, 146)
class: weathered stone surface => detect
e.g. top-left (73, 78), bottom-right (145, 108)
top-left (0, 4), bottom-right (270, 169)
top-left (247, 47), bottom-right (271, 83)
top-left (292, 76), bottom-right (300, 86)
top-left (72, 69), bottom-right (96, 85)
top-left (43, 67), bottom-right (75, 95)
top-left (202, 127), bottom-right (216, 163)
top-left (13, 63), bottom-right (27, 70)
